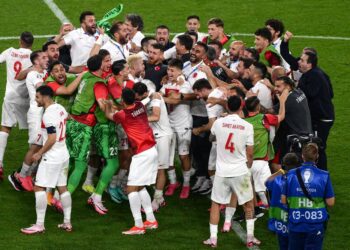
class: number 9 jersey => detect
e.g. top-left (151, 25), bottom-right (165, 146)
top-left (41, 103), bottom-right (69, 162)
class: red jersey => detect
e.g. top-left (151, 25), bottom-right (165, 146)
top-left (113, 101), bottom-right (156, 154)
top-left (107, 76), bottom-right (135, 100)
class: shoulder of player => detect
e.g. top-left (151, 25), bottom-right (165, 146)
top-left (151, 92), bottom-right (161, 100)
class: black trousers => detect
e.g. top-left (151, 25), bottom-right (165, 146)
top-left (313, 120), bottom-right (334, 171)
top-left (191, 116), bottom-right (212, 177)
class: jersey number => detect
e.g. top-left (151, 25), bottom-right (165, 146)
top-left (225, 133), bottom-right (235, 153)
top-left (14, 61), bottom-right (22, 78)
top-left (58, 119), bottom-right (67, 142)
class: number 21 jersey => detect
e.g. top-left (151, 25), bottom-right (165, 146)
top-left (41, 103), bottom-right (69, 162)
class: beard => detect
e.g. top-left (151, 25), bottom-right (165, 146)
top-left (119, 36), bottom-right (128, 45)
top-left (85, 26), bottom-right (96, 35)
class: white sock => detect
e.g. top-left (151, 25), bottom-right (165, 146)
top-left (110, 175), bottom-right (119, 188)
top-left (19, 162), bottom-right (31, 178)
top-left (84, 166), bottom-right (98, 185)
top-left (246, 219), bottom-right (255, 236)
top-left (35, 191), bottom-right (47, 226)
top-left (60, 192), bottom-right (72, 224)
top-left (210, 223), bottom-right (218, 239)
top-left (0, 131), bottom-right (9, 164)
top-left (139, 188), bottom-right (156, 222)
top-left (128, 192), bottom-right (143, 227)
top-left (225, 207), bottom-right (236, 223)
top-left (182, 170), bottom-right (191, 186)
top-left (258, 192), bottom-right (268, 205)
top-left (154, 189), bottom-right (163, 201)
top-left (54, 190), bottom-right (60, 200)
top-left (210, 175), bottom-right (215, 184)
top-left (93, 193), bottom-right (102, 203)
top-left (168, 169), bottom-right (177, 184)
top-left (28, 162), bottom-right (38, 176)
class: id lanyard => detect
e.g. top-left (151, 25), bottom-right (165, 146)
top-left (114, 42), bottom-right (126, 59)
top-left (184, 62), bottom-right (201, 80)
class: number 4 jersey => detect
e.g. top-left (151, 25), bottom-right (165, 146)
top-left (41, 103), bottom-right (69, 162)
top-left (0, 47), bottom-right (32, 105)
top-left (211, 114), bottom-right (254, 177)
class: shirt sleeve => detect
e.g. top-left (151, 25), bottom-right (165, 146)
top-left (46, 82), bottom-right (61, 94)
top-left (63, 30), bottom-right (74, 46)
top-left (0, 48), bottom-right (10, 63)
top-left (324, 174), bottom-right (335, 199)
top-left (150, 98), bottom-right (161, 108)
top-left (264, 114), bottom-right (279, 126)
top-left (265, 50), bottom-right (281, 67)
top-left (42, 112), bottom-right (56, 128)
top-left (180, 82), bottom-right (193, 94)
top-left (246, 124), bottom-right (254, 146)
top-left (94, 82), bottom-right (109, 100)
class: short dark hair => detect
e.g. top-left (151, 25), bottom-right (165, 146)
top-left (206, 46), bottom-right (217, 61)
top-left (122, 88), bottom-right (135, 105)
top-left (265, 19), bottom-right (285, 37)
top-left (187, 15), bottom-right (200, 21)
top-left (80, 11), bottom-right (94, 23)
top-left (227, 95), bottom-right (242, 112)
top-left (111, 59), bottom-right (127, 75)
top-left (150, 43), bottom-right (165, 52)
top-left (168, 58), bottom-right (183, 70)
top-left (20, 31), bottom-right (34, 46)
top-left (126, 13), bottom-right (144, 31)
top-left (208, 18), bottom-right (224, 28)
top-left (253, 61), bottom-right (267, 78)
top-left (276, 76), bottom-right (296, 89)
top-left (302, 143), bottom-right (319, 162)
top-left (42, 41), bottom-right (57, 52)
top-left (245, 96), bottom-right (260, 112)
top-left (87, 54), bottom-right (102, 72)
top-left (303, 47), bottom-right (317, 55)
top-left (156, 25), bottom-right (169, 32)
top-left (30, 50), bottom-right (42, 64)
top-left (304, 51), bottom-right (318, 68)
top-left (195, 41), bottom-right (208, 52)
top-left (282, 153), bottom-right (299, 171)
top-left (98, 49), bottom-right (110, 60)
top-left (141, 36), bottom-right (156, 48)
top-left (36, 85), bottom-right (54, 98)
top-left (240, 57), bottom-right (254, 69)
top-left (245, 47), bottom-right (259, 62)
top-left (185, 31), bottom-right (198, 41)
top-left (133, 82), bottom-right (148, 96)
top-left (208, 40), bottom-right (223, 51)
top-left (229, 86), bottom-right (246, 99)
top-left (192, 78), bottom-right (212, 91)
top-left (177, 34), bottom-right (193, 51)
top-left (110, 21), bottom-right (124, 35)
top-left (255, 27), bottom-right (272, 43)
top-left (48, 60), bottom-right (63, 74)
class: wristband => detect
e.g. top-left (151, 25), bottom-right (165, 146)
top-left (95, 35), bottom-right (104, 46)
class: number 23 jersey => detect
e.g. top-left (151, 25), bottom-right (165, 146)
top-left (211, 114), bottom-right (254, 177)
top-left (41, 103), bottom-right (69, 162)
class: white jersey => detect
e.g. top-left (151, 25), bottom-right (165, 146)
top-left (164, 46), bottom-right (177, 60)
top-left (26, 69), bottom-right (47, 113)
top-left (251, 80), bottom-right (273, 109)
top-left (101, 39), bottom-right (130, 62)
top-left (211, 114), bottom-right (254, 177)
top-left (172, 32), bottom-right (207, 44)
top-left (0, 47), bottom-right (32, 104)
top-left (229, 59), bottom-right (239, 73)
top-left (41, 103), bottom-right (69, 162)
top-left (160, 80), bottom-right (193, 132)
top-left (64, 28), bottom-right (99, 66)
top-left (128, 74), bottom-right (156, 93)
top-left (182, 60), bottom-right (208, 117)
top-left (206, 88), bottom-right (226, 119)
top-left (146, 94), bottom-right (173, 138)
top-left (130, 31), bottom-right (145, 48)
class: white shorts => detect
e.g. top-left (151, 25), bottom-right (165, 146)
top-left (175, 129), bottom-right (191, 156)
top-left (155, 134), bottom-right (172, 169)
top-left (116, 124), bottom-right (129, 150)
top-left (169, 133), bottom-right (176, 166)
top-left (27, 110), bottom-right (43, 145)
top-left (128, 146), bottom-right (158, 186)
top-left (208, 142), bottom-right (217, 171)
top-left (1, 101), bottom-right (29, 129)
top-left (211, 173), bottom-right (254, 205)
top-left (251, 160), bottom-right (271, 192)
top-left (35, 159), bottom-right (69, 188)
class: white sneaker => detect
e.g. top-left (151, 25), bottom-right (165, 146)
top-left (191, 177), bottom-right (205, 192)
top-left (197, 179), bottom-right (212, 194)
